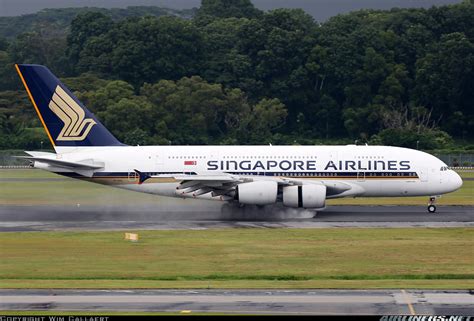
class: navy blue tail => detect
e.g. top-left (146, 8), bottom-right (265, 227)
top-left (16, 64), bottom-right (123, 148)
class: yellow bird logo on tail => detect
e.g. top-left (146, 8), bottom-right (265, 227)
top-left (48, 85), bottom-right (96, 141)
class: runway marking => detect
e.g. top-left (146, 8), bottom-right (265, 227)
top-left (0, 294), bottom-right (393, 304)
top-left (401, 289), bottom-right (416, 315)
top-left (2, 290), bottom-right (472, 315)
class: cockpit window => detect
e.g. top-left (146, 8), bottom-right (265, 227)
top-left (440, 166), bottom-right (449, 171)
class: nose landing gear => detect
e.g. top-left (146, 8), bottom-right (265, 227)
top-left (427, 196), bottom-right (438, 213)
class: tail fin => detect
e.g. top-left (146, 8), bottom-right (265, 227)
top-left (15, 64), bottom-right (123, 149)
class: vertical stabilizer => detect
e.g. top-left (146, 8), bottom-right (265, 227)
top-left (15, 64), bottom-right (123, 150)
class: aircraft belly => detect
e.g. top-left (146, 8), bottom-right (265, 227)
top-left (363, 180), bottom-right (426, 197)
top-left (118, 183), bottom-right (179, 197)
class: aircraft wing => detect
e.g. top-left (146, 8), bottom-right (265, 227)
top-left (135, 170), bottom-right (358, 199)
top-left (134, 170), bottom-right (241, 184)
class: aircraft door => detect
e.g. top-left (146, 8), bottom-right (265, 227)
top-left (155, 152), bottom-right (166, 171)
top-left (357, 172), bottom-right (365, 182)
top-left (419, 167), bottom-right (428, 182)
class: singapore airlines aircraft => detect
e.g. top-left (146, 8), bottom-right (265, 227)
top-left (15, 64), bottom-right (463, 213)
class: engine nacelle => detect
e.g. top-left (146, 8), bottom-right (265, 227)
top-left (236, 181), bottom-right (278, 205)
top-left (283, 184), bottom-right (326, 208)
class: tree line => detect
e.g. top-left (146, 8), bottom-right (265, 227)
top-left (0, 0), bottom-right (473, 150)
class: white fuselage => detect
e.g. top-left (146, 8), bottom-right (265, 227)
top-left (37, 145), bottom-right (462, 205)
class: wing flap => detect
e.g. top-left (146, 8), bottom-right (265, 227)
top-left (134, 170), bottom-right (241, 185)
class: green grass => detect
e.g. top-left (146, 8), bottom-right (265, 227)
top-left (459, 171), bottom-right (474, 178)
top-left (0, 169), bottom-right (473, 205)
top-left (0, 228), bottom-right (473, 289)
top-left (2, 279), bottom-right (473, 289)
top-left (0, 169), bottom-right (161, 205)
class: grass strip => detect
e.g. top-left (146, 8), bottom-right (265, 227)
top-left (2, 279), bottom-right (474, 289)
top-left (1, 228), bottom-right (472, 289)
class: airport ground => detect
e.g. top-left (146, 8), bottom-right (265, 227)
top-left (0, 169), bottom-right (473, 314)
top-left (1, 289), bottom-right (473, 315)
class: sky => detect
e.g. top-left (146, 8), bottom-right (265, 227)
top-left (0, 0), bottom-right (462, 21)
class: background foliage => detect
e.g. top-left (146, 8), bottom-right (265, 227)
top-left (0, 0), bottom-right (473, 150)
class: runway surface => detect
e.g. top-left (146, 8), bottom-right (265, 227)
top-left (0, 204), bottom-right (472, 231)
top-left (1, 289), bottom-right (473, 315)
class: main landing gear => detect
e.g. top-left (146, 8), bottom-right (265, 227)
top-left (427, 196), bottom-right (438, 213)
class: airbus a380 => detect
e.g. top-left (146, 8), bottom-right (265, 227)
top-left (15, 64), bottom-right (463, 213)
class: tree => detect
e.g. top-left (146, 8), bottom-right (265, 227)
top-left (197, 0), bottom-right (262, 20)
top-left (199, 17), bottom-right (257, 91)
top-left (414, 32), bottom-right (474, 136)
top-left (0, 37), bottom-right (8, 51)
top-left (98, 96), bottom-right (154, 144)
top-left (236, 9), bottom-right (318, 129)
top-left (62, 73), bottom-right (110, 92)
top-left (240, 98), bottom-right (287, 144)
top-left (8, 27), bottom-right (69, 75)
top-left (80, 80), bottom-right (135, 113)
top-left (77, 16), bottom-right (204, 86)
top-left (371, 106), bottom-right (453, 149)
top-left (0, 51), bottom-right (19, 91)
top-left (3, 2), bottom-right (474, 150)
top-left (67, 12), bottom-right (113, 68)
top-left (141, 76), bottom-right (251, 144)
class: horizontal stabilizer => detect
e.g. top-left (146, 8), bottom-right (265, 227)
top-left (15, 156), bottom-right (104, 170)
top-left (14, 153), bottom-right (104, 177)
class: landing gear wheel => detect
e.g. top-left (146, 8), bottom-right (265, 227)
top-left (427, 196), bottom-right (438, 214)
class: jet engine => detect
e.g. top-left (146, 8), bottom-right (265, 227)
top-left (236, 181), bottom-right (278, 205)
top-left (283, 184), bottom-right (326, 208)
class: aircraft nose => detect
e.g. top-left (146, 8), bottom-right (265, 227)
top-left (450, 171), bottom-right (463, 191)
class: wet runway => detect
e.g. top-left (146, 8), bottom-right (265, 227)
top-left (1, 289), bottom-right (473, 315)
top-left (0, 203), bottom-right (472, 231)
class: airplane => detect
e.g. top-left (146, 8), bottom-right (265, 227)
top-left (14, 64), bottom-right (463, 214)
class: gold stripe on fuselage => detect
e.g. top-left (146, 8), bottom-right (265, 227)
top-left (72, 175), bottom-right (418, 185)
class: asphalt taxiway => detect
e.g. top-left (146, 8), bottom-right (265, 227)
top-left (0, 204), bottom-right (472, 231)
top-left (1, 289), bottom-right (473, 315)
